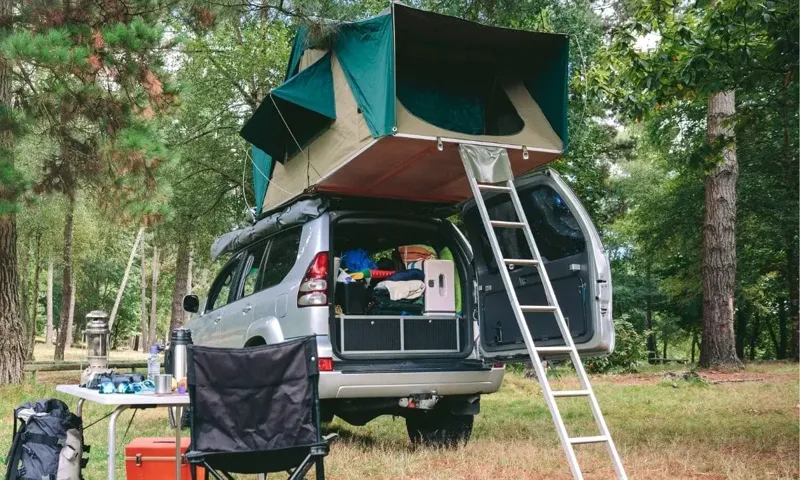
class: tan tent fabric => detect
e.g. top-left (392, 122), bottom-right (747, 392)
top-left (395, 81), bottom-right (563, 152)
top-left (263, 51), bottom-right (375, 210)
top-left (263, 58), bottom-right (563, 212)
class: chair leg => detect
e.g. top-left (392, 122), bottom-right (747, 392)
top-left (203, 462), bottom-right (227, 480)
top-left (288, 454), bottom-right (315, 480)
top-left (315, 457), bottom-right (326, 480)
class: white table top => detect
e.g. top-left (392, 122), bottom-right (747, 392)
top-left (57, 384), bottom-right (189, 406)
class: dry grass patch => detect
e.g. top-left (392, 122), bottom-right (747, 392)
top-left (0, 355), bottom-right (796, 479)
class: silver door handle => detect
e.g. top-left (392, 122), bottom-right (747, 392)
top-left (213, 315), bottom-right (222, 324)
top-left (242, 305), bottom-right (253, 314)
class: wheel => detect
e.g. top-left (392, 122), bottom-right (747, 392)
top-left (406, 411), bottom-right (474, 447)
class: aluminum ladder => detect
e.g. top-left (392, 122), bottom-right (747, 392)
top-left (461, 153), bottom-right (627, 480)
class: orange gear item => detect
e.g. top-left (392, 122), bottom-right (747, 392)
top-left (125, 437), bottom-right (204, 479)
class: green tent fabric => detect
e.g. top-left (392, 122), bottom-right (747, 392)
top-left (284, 25), bottom-right (308, 81)
top-left (524, 38), bottom-right (569, 152)
top-left (241, 52), bottom-right (336, 163)
top-left (334, 14), bottom-right (395, 137)
top-left (251, 146), bottom-right (273, 214)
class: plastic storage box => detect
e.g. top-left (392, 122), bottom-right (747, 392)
top-left (418, 260), bottom-right (456, 314)
top-left (335, 281), bottom-right (367, 314)
top-left (125, 437), bottom-right (203, 480)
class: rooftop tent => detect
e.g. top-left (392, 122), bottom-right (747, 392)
top-left (241, 2), bottom-right (569, 214)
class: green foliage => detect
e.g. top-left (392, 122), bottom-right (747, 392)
top-left (584, 316), bottom-right (647, 373)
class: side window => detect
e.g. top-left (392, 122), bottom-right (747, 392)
top-left (474, 184), bottom-right (586, 272)
top-left (519, 186), bottom-right (585, 261)
top-left (260, 228), bottom-right (303, 289)
top-left (239, 242), bottom-right (268, 299)
top-left (205, 255), bottom-right (242, 313)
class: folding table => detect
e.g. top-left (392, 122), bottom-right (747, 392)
top-left (56, 384), bottom-right (189, 480)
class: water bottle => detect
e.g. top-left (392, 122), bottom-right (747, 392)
top-left (147, 345), bottom-right (161, 380)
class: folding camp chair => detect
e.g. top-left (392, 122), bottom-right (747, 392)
top-left (185, 337), bottom-right (335, 480)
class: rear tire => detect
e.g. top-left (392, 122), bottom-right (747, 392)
top-left (406, 411), bottom-right (474, 447)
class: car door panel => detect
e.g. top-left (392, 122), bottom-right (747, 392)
top-left (461, 168), bottom-right (613, 361)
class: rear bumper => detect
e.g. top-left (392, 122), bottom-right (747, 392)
top-left (318, 366), bottom-right (505, 399)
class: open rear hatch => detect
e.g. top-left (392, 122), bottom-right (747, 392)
top-left (460, 169), bottom-right (613, 360)
top-left (328, 213), bottom-right (473, 360)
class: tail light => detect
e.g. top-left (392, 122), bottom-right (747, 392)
top-left (298, 252), bottom-right (329, 307)
top-left (493, 362), bottom-right (505, 369)
top-left (318, 357), bottom-right (334, 372)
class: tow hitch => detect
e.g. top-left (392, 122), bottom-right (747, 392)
top-left (398, 393), bottom-right (440, 410)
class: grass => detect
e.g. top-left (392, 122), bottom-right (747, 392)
top-left (1, 346), bottom-right (797, 479)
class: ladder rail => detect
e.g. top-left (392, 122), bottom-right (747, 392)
top-left (462, 150), bottom-right (627, 480)
top-left (504, 178), bottom-right (628, 479)
top-left (462, 158), bottom-right (583, 479)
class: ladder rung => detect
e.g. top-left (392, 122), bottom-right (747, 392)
top-left (490, 220), bottom-right (525, 228)
top-left (551, 389), bottom-right (591, 398)
top-left (520, 305), bottom-right (557, 313)
top-left (503, 258), bottom-right (539, 266)
top-left (477, 184), bottom-right (512, 192)
top-left (569, 435), bottom-right (609, 445)
top-left (536, 346), bottom-right (573, 354)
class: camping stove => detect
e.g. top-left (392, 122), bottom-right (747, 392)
top-left (80, 312), bottom-right (113, 387)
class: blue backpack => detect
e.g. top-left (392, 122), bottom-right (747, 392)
top-left (4, 399), bottom-right (88, 480)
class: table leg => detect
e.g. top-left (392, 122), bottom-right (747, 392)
top-left (175, 406), bottom-right (182, 480)
top-left (107, 405), bottom-right (129, 480)
top-left (76, 398), bottom-right (85, 417)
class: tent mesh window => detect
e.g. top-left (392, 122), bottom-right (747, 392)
top-left (396, 58), bottom-right (525, 136)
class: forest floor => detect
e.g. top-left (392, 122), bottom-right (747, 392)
top-left (1, 348), bottom-right (797, 479)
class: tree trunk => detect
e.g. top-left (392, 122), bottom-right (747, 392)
top-left (699, 90), bottom-right (743, 369)
top-left (735, 302), bottom-right (747, 359)
top-left (66, 269), bottom-right (75, 346)
top-left (148, 245), bottom-right (160, 347)
top-left (766, 315), bottom-right (780, 358)
top-left (662, 337), bottom-right (667, 360)
top-left (788, 247), bottom-right (799, 361)
top-left (46, 260), bottom-right (54, 345)
top-left (748, 310), bottom-right (761, 362)
top-left (28, 233), bottom-right (41, 360)
top-left (169, 237), bottom-right (191, 337)
top-left (187, 248), bottom-right (193, 294)
top-left (778, 297), bottom-right (788, 360)
top-left (0, 0), bottom-right (25, 385)
top-left (19, 238), bottom-right (30, 358)
top-left (54, 196), bottom-right (75, 361)
top-left (645, 261), bottom-right (656, 363)
top-left (140, 236), bottom-right (149, 351)
top-left (691, 330), bottom-right (698, 364)
top-left (780, 78), bottom-right (799, 362)
top-left (108, 227), bottom-right (144, 331)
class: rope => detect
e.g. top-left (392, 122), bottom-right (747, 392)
top-left (268, 95), bottom-right (323, 187)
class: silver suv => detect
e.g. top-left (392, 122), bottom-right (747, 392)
top-left (184, 169), bottom-right (613, 446)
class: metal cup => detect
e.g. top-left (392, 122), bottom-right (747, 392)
top-left (155, 374), bottom-right (173, 394)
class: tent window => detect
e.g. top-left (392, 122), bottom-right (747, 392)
top-left (396, 62), bottom-right (524, 136)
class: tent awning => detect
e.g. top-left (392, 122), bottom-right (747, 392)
top-left (241, 52), bottom-right (336, 163)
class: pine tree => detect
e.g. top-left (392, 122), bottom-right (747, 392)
top-left (3, 0), bottom-right (177, 361)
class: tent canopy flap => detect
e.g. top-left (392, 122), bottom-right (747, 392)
top-left (335, 13), bottom-right (395, 138)
top-left (241, 52), bottom-right (336, 163)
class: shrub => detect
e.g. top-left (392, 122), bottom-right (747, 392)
top-left (584, 316), bottom-right (646, 374)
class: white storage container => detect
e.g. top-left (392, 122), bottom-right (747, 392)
top-left (415, 260), bottom-right (456, 314)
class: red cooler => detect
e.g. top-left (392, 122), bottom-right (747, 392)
top-left (125, 437), bottom-right (203, 479)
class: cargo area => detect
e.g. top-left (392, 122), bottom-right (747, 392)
top-left (329, 215), bottom-right (471, 359)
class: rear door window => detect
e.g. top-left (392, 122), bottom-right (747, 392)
top-left (468, 184), bottom-right (585, 272)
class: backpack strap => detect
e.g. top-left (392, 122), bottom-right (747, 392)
top-left (5, 421), bottom-right (26, 480)
top-left (20, 433), bottom-right (63, 448)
